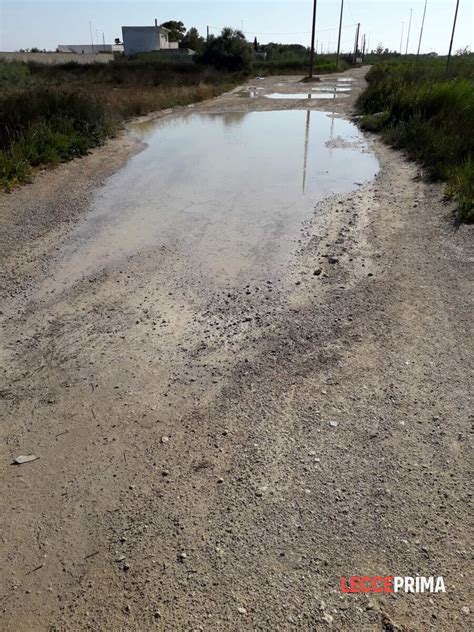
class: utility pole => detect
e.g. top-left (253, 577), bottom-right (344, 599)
top-left (89, 21), bottom-right (95, 54)
top-left (417, 0), bottom-right (427, 58)
top-left (308, 0), bottom-right (318, 78)
top-left (446, 0), bottom-right (460, 71)
top-left (206, 26), bottom-right (209, 42)
top-left (405, 8), bottom-right (413, 55)
top-left (336, 0), bottom-right (344, 69)
top-left (399, 21), bottom-right (404, 54)
top-left (362, 33), bottom-right (366, 58)
top-left (353, 22), bottom-right (360, 64)
top-left (102, 32), bottom-right (105, 48)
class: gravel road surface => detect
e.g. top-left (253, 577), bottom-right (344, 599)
top-left (0, 67), bottom-right (472, 631)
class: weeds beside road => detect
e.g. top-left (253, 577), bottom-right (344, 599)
top-left (357, 57), bottom-right (474, 222)
top-left (0, 59), bottom-right (239, 190)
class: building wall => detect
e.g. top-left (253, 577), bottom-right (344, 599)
top-left (0, 52), bottom-right (113, 65)
top-left (122, 26), bottom-right (161, 55)
top-left (58, 44), bottom-right (112, 54)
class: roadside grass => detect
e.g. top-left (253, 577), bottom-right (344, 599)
top-left (0, 59), bottom-right (238, 189)
top-left (252, 55), bottom-right (350, 76)
top-left (356, 58), bottom-right (474, 222)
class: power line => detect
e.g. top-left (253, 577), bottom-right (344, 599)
top-left (346, 0), bottom-right (356, 24)
top-left (207, 24), bottom-right (356, 36)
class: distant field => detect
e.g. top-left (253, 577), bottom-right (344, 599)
top-left (252, 54), bottom-right (349, 76)
top-left (357, 56), bottom-right (474, 222)
top-left (0, 51), bottom-right (113, 65)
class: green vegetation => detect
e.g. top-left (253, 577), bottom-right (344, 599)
top-left (0, 88), bottom-right (113, 187)
top-left (357, 57), bottom-right (474, 221)
top-left (197, 28), bottom-right (253, 72)
top-left (252, 42), bottom-right (349, 75)
top-left (253, 55), bottom-right (349, 76)
top-left (0, 57), bottom-right (238, 189)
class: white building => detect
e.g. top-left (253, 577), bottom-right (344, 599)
top-left (122, 20), bottom-right (179, 55)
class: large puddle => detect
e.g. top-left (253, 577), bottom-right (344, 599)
top-left (45, 110), bottom-right (378, 290)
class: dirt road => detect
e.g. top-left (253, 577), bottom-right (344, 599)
top-left (0, 67), bottom-right (472, 631)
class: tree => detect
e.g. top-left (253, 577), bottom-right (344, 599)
top-left (375, 43), bottom-right (384, 56)
top-left (161, 20), bottom-right (186, 42)
top-left (197, 27), bottom-right (252, 71)
top-left (180, 27), bottom-right (205, 52)
top-left (253, 37), bottom-right (258, 52)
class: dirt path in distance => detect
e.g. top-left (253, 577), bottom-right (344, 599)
top-left (0, 67), bottom-right (472, 631)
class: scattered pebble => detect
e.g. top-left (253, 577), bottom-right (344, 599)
top-left (12, 455), bottom-right (39, 465)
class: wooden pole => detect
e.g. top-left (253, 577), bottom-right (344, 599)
top-left (352, 23), bottom-right (360, 64)
top-left (405, 8), bottom-right (413, 55)
top-left (446, 0), bottom-right (460, 72)
top-left (417, 0), bottom-right (427, 58)
top-left (336, 0), bottom-right (344, 70)
top-left (309, 0), bottom-right (318, 78)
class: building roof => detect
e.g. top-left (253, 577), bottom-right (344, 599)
top-left (121, 25), bottom-right (169, 31)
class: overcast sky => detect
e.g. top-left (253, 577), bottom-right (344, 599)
top-left (1, 1), bottom-right (472, 54)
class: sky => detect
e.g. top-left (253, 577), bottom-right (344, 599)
top-left (0, 1), bottom-right (472, 55)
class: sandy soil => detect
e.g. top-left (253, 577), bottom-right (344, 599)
top-left (0, 67), bottom-right (472, 631)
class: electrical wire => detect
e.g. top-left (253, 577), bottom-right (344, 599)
top-left (208, 24), bottom-right (357, 36)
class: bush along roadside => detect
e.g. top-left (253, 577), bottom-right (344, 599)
top-left (0, 88), bottom-right (115, 190)
top-left (356, 60), bottom-right (474, 222)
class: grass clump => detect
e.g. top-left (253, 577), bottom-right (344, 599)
top-left (356, 58), bottom-right (474, 222)
top-left (0, 88), bottom-right (114, 189)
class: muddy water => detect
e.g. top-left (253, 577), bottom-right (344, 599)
top-left (43, 110), bottom-right (378, 291)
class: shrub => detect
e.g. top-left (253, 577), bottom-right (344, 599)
top-left (197, 28), bottom-right (252, 72)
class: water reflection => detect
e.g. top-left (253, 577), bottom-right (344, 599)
top-left (264, 92), bottom-right (348, 100)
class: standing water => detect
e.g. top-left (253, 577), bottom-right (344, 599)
top-left (46, 110), bottom-right (378, 288)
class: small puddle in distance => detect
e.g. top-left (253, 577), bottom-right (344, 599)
top-left (312, 86), bottom-right (352, 93)
top-left (239, 90), bottom-right (259, 98)
top-left (264, 92), bottom-right (349, 100)
top-left (43, 110), bottom-right (378, 290)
